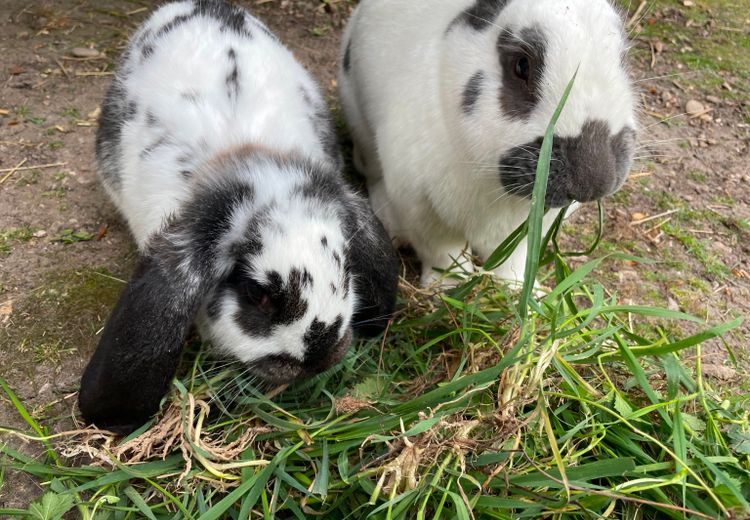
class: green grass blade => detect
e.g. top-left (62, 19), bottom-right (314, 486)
top-left (518, 69), bottom-right (578, 323)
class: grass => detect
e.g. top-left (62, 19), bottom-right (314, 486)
top-left (662, 223), bottom-right (730, 280)
top-left (626, 0), bottom-right (750, 100)
top-left (1, 75), bottom-right (748, 519)
top-left (0, 226), bottom-right (38, 255)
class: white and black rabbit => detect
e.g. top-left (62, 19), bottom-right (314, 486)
top-left (339, 0), bottom-right (637, 286)
top-left (79, 0), bottom-right (399, 433)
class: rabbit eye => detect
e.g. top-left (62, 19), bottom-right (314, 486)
top-left (514, 57), bottom-right (530, 83)
top-left (241, 280), bottom-right (272, 309)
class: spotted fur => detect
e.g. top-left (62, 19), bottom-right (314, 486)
top-left (339, 0), bottom-right (637, 285)
top-left (80, 0), bottom-right (399, 434)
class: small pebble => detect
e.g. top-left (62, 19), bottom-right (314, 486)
top-left (685, 99), bottom-right (705, 116)
top-left (71, 47), bottom-right (101, 58)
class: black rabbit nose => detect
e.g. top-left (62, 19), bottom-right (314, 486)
top-left (301, 319), bottom-right (352, 376)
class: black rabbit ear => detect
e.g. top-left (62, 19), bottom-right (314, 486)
top-left (79, 176), bottom-right (256, 433)
top-left (344, 196), bottom-right (400, 336)
top-left (78, 254), bottom-right (209, 434)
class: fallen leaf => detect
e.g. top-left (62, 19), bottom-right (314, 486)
top-left (0, 300), bottom-right (12, 324)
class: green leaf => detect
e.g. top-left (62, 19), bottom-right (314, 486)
top-left (728, 428), bottom-right (750, 455)
top-left (613, 393), bottom-right (634, 418)
top-left (26, 493), bottom-right (75, 520)
top-left (123, 486), bottom-right (158, 520)
top-left (311, 440), bottom-right (330, 497)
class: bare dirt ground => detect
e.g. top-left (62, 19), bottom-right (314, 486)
top-left (0, 0), bottom-right (748, 509)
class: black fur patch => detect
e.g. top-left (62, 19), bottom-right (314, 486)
top-left (321, 236), bottom-right (328, 248)
top-left (341, 197), bottom-right (400, 336)
top-left (141, 44), bottom-right (154, 60)
top-left (226, 48), bottom-right (240, 100)
top-left (498, 120), bottom-right (636, 207)
top-left (145, 111), bottom-right (159, 127)
top-left (296, 168), bottom-right (345, 204)
top-left (155, 0), bottom-right (253, 40)
top-left (302, 269), bottom-right (313, 288)
top-left (497, 27), bottom-right (547, 121)
top-left (343, 39), bottom-right (352, 73)
top-left (163, 177), bottom-right (256, 271)
top-left (96, 80), bottom-right (132, 189)
top-left (232, 268), bottom-right (310, 337)
top-left (462, 71), bottom-right (484, 115)
top-left (448, 0), bottom-right (509, 32)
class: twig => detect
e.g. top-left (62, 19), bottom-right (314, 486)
top-left (54, 57), bottom-right (70, 79)
top-left (74, 71), bottom-right (114, 77)
top-left (0, 161), bottom-right (66, 174)
top-left (630, 209), bottom-right (680, 226)
top-left (626, 1), bottom-right (648, 29)
top-left (645, 217), bottom-right (672, 235)
top-left (0, 158), bottom-right (28, 185)
top-left (126, 7), bottom-right (149, 16)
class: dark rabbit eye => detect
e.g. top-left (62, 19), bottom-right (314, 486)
top-left (240, 280), bottom-right (274, 314)
top-left (514, 57), bottom-right (530, 83)
top-left (240, 279), bottom-right (267, 305)
top-left (227, 266), bottom-right (274, 313)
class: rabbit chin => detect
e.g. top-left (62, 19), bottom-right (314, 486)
top-left (247, 327), bottom-right (353, 384)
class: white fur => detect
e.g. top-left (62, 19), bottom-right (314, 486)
top-left (339, 0), bottom-right (636, 285)
top-left (109, 2), bottom-right (333, 247)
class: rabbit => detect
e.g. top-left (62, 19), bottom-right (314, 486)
top-left (338, 0), bottom-right (637, 286)
top-left (79, 0), bottom-right (399, 434)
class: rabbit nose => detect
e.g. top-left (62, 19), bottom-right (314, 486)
top-left (562, 120), bottom-right (634, 203)
top-left (301, 326), bottom-right (353, 377)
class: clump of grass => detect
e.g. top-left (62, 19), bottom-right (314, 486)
top-left (1, 78), bottom-right (747, 520)
top-left (0, 226), bottom-right (38, 255)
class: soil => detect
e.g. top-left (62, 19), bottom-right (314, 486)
top-left (0, 0), bottom-right (748, 509)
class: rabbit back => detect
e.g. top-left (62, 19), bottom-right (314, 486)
top-left (97, 0), bottom-right (338, 247)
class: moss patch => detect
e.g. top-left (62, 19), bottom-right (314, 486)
top-left (623, 0), bottom-right (750, 100)
top-left (3, 267), bottom-right (124, 373)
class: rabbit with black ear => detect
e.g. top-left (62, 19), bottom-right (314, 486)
top-left (79, 0), bottom-right (399, 434)
top-left (339, 0), bottom-right (637, 286)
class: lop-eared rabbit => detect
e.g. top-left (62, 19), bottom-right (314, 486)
top-left (339, 0), bottom-right (637, 285)
top-left (79, 0), bottom-right (399, 433)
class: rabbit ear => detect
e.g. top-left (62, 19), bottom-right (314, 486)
top-left (344, 196), bottom-right (400, 337)
top-left (78, 253), bottom-right (208, 434)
